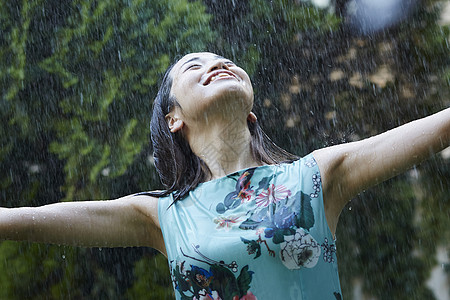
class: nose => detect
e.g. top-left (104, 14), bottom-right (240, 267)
top-left (207, 60), bottom-right (229, 73)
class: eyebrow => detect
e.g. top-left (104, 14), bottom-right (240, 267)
top-left (180, 55), bottom-right (226, 70)
top-left (180, 57), bottom-right (200, 69)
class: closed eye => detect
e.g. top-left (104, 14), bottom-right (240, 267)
top-left (184, 64), bottom-right (201, 72)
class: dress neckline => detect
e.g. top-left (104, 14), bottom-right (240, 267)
top-left (197, 159), bottom-right (299, 187)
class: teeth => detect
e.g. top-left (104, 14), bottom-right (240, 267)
top-left (210, 73), bottom-right (232, 83)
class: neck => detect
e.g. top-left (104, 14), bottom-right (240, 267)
top-left (186, 118), bottom-right (263, 180)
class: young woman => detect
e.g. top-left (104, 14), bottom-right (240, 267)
top-left (1, 52), bottom-right (449, 299)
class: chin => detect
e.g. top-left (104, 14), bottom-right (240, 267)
top-left (211, 88), bottom-right (252, 108)
top-left (208, 81), bottom-right (252, 101)
top-left (196, 91), bottom-right (252, 121)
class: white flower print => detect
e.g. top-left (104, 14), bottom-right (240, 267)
top-left (310, 173), bottom-right (321, 198)
top-left (255, 184), bottom-right (291, 207)
top-left (279, 228), bottom-right (321, 269)
top-left (304, 157), bottom-right (317, 168)
top-left (194, 290), bottom-right (221, 300)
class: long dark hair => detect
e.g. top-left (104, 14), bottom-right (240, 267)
top-left (141, 59), bottom-right (299, 202)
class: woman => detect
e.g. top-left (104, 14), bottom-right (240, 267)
top-left (1, 52), bottom-right (449, 299)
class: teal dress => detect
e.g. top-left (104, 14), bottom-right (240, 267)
top-left (158, 154), bottom-right (342, 300)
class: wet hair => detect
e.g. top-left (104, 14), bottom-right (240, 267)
top-left (140, 58), bottom-right (299, 203)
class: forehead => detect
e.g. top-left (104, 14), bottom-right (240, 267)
top-left (178, 52), bottom-right (225, 66)
top-left (171, 52), bottom-right (226, 75)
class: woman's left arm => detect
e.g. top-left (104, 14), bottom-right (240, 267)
top-left (313, 107), bottom-right (450, 234)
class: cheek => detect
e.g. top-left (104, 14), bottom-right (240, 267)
top-left (172, 80), bottom-right (194, 105)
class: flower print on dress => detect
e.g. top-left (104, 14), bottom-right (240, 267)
top-left (171, 246), bottom-right (257, 300)
top-left (214, 215), bottom-right (245, 231)
top-left (255, 184), bottom-right (291, 207)
top-left (191, 266), bottom-right (214, 289)
top-left (254, 227), bottom-right (265, 236)
top-left (279, 228), bottom-right (321, 269)
top-left (304, 156), bottom-right (317, 168)
top-left (195, 290), bottom-right (258, 300)
top-left (195, 290), bottom-right (221, 300)
top-left (321, 237), bottom-right (337, 263)
top-left (241, 235), bottom-right (276, 259)
top-left (240, 190), bottom-right (315, 237)
top-left (239, 189), bottom-right (316, 260)
top-left (310, 173), bottom-right (321, 198)
top-left (216, 169), bottom-right (256, 214)
top-left (233, 291), bottom-right (257, 300)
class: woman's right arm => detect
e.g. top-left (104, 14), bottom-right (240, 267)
top-left (0, 194), bottom-right (166, 254)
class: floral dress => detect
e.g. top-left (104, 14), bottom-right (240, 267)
top-left (158, 154), bottom-right (342, 300)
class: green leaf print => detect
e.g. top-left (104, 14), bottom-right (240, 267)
top-left (296, 191), bottom-right (315, 230)
top-left (209, 264), bottom-right (239, 300)
top-left (237, 265), bottom-right (254, 297)
top-left (241, 237), bottom-right (262, 259)
top-left (272, 228), bottom-right (296, 244)
top-left (173, 264), bottom-right (191, 293)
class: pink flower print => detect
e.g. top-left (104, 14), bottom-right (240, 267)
top-left (214, 215), bottom-right (244, 230)
top-left (255, 227), bottom-right (265, 236)
top-left (232, 291), bottom-right (257, 300)
top-left (255, 184), bottom-right (291, 207)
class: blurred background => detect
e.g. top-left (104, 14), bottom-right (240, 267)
top-left (1, 0), bottom-right (449, 298)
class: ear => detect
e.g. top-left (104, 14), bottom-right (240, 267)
top-left (165, 114), bottom-right (184, 133)
top-left (247, 112), bottom-right (257, 123)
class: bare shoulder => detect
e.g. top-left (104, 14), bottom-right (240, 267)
top-left (115, 193), bottom-right (161, 228)
top-left (312, 145), bottom-right (349, 190)
top-left (312, 147), bottom-right (342, 202)
top-left (312, 145), bottom-right (353, 236)
top-left (114, 192), bottom-right (167, 253)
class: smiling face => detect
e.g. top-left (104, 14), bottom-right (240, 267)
top-left (168, 52), bottom-right (254, 126)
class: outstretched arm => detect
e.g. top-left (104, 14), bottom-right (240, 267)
top-left (0, 194), bottom-right (165, 254)
top-left (313, 107), bottom-right (450, 235)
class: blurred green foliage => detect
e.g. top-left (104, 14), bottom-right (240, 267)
top-left (1, 0), bottom-right (211, 297)
top-left (0, 0), bottom-right (449, 299)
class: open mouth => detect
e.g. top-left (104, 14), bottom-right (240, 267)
top-left (203, 71), bottom-right (238, 86)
